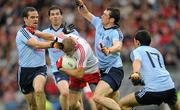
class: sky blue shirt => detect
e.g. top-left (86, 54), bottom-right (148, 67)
top-left (43, 25), bottom-right (79, 73)
top-left (91, 16), bottom-right (124, 72)
top-left (16, 27), bottom-right (45, 67)
top-left (130, 46), bottom-right (175, 92)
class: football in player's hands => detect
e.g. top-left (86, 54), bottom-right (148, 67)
top-left (56, 55), bottom-right (76, 70)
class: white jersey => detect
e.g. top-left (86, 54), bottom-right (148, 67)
top-left (59, 33), bottom-right (99, 74)
top-left (130, 46), bottom-right (174, 92)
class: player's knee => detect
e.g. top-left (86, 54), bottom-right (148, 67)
top-left (61, 91), bottom-right (69, 97)
top-left (35, 90), bottom-right (44, 97)
top-left (34, 85), bottom-right (44, 93)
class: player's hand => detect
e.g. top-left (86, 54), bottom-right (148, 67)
top-left (129, 72), bottom-right (140, 80)
top-left (100, 43), bottom-right (110, 56)
top-left (74, 0), bottom-right (83, 8)
top-left (62, 23), bottom-right (75, 34)
top-left (56, 57), bottom-right (63, 70)
top-left (129, 72), bottom-right (145, 86)
top-left (56, 58), bottom-right (67, 74)
top-left (50, 37), bottom-right (59, 48)
top-left (50, 37), bottom-right (64, 49)
top-left (26, 26), bottom-right (35, 34)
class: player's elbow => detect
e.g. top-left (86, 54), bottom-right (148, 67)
top-left (32, 43), bottom-right (42, 49)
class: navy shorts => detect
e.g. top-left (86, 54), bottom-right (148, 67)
top-left (17, 65), bottom-right (47, 94)
top-left (100, 67), bottom-right (124, 91)
top-left (135, 88), bottom-right (177, 106)
top-left (53, 70), bottom-right (69, 84)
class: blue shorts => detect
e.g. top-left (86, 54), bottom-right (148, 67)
top-left (53, 70), bottom-right (69, 84)
top-left (17, 65), bottom-right (47, 94)
top-left (135, 88), bottom-right (177, 106)
top-left (100, 67), bottom-right (124, 91)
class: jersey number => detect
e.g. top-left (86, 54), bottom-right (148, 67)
top-left (146, 51), bottom-right (162, 68)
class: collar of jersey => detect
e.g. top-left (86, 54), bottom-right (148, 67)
top-left (103, 25), bottom-right (119, 30)
top-left (50, 24), bottom-right (63, 32)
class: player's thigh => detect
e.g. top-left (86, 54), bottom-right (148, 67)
top-left (69, 90), bottom-right (82, 105)
top-left (57, 80), bottom-right (69, 95)
top-left (94, 80), bottom-right (113, 96)
top-left (118, 92), bottom-right (139, 107)
top-left (33, 75), bottom-right (46, 91)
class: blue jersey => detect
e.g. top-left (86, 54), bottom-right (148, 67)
top-left (16, 27), bottom-right (45, 67)
top-left (43, 25), bottom-right (79, 73)
top-left (130, 46), bottom-right (175, 92)
top-left (91, 16), bottom-right (123, 72)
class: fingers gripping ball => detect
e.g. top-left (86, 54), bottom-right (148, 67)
top-left (56, 55), bottom-right (77, 70)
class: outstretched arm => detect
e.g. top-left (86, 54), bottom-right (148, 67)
top-left (26, 26), bottom-right (55, 41)
top-left (75, 0), bottom-right (94, 22)
top-left (27, 38), bottom-right (51, 49)
top-left (34, 31), bottom-right (55, 41)
top-left (132, 59), bottom-right (141, 74)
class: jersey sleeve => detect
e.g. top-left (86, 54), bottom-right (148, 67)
top-left (76, 45), bottom-right (87, 68)
top-left (111, 29), bottom-right (124, 42)
top-left (91, 15), bottom-right (102, 29)
top-left (131, 49), bottom-right (142, 61)
top-left (19, 28), bottom-right (32, 44)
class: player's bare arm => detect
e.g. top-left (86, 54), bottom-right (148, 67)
top-left (100, 41), bottom-right (122, 55)
top-left (27, 38), bottom-right (51, 49)
top-left (132, 59), bottom-right (141, 74)
top-left (35, 31), bottom-right (55, 41)
top-left (109, 40), bottom-right (122, 53)
top-left (26, 26), bottom-right (55, 40)
top-left (60, 67), bottom-right (84, 79)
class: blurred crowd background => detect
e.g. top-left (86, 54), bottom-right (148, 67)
top-left (0, 0), bottom-right (180, 110)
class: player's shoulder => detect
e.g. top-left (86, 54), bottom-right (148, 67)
top-left (16, 27), bottom-right (27, 37)
top-left (42, 27), bottom-right (50, 32)
top-left (133, 46), bottom-right (146, 53)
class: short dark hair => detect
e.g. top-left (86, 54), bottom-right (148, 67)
top-left (48, 5), bottom-right (62, 16)
top-left (135, 30), bottom-right (151, 46)
top-left (22, 7), bottom-right (37, 18)
top-left (107, 8), bottom-right (120, 26)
